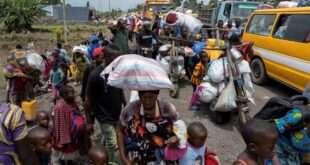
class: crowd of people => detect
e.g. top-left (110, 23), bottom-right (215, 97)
top-left (0, 11), bottom-right (309, 165)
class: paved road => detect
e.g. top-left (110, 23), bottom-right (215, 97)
top-left (0, 77), bottom-right (298, 165)
top-left (157, 79), bottom-right (299, 165)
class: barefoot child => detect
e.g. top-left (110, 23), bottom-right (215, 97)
top-left (233, 118), bottom-right (279, 165)
top-left (88, 144), bottom-right (109, 165)
top-left (28, 126), bottom-right (52, 165)
top-left (165, 121), bottom-right (220, 165)
top-left (52, 85), bottom-right (89, 164)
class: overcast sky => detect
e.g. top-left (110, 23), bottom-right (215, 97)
top-left (66, 0), bottom-right (145, 11)
top-left (66, 0), bottom-right (211, 11)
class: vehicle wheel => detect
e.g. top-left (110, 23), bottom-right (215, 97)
top-left (250, 58), bottom-right (268, 84)
top-left (210, 111), bottom-right (231, 124)
top-left (170, 82), bottom-right (179, 98)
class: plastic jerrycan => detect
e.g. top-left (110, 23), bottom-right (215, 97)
top-left (21, 100), bottom-right (38, 121)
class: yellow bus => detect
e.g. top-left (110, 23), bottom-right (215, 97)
top-left (243, 7), bottom-right (310, 92)
top-left (142, 0), bottom-right (172, 20)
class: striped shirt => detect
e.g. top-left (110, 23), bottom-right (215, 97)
top-left (0, 103), bottom-right (28, 165)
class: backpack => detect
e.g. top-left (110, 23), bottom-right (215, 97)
top-left (254, 95), bottom-right (310, 129)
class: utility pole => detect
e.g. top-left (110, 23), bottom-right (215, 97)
top-left (62, 0), bottom-right (67, 44)
top-left (109, 0), bottom-right (111, 12)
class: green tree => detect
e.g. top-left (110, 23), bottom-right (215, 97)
top-left (0, 0), bottom-right (47, 32)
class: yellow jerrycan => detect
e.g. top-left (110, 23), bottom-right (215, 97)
top-left (21, 100), bottom-right (38, 121)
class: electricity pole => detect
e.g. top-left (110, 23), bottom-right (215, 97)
top-left (109, 0), bottom-right (111, 12)
top-left (62, 0), bottom-right (67, 43)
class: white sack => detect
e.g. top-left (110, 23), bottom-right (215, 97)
top-left (198, 82), bottom-right (218, 103)
top-left (207, 57), bottom-right (228, 83)
top-left (237, 60), bottom-right (252, 74)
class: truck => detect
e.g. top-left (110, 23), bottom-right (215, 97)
top-left (198, 1), bottom-right (261, 27)
top-left (142, 0), bottom-right (173, 20)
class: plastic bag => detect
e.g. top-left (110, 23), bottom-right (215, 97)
top-left (207, 57), bottom-right (228, 83)
top-left (243, 73), bottom-right (254, 98)
top-left (130, 91), bottom-right (139, 102)
top-left (198, 82), bottom-right (218, 103)
top-left (278, 1), bottom-right (298, 8)
top-left (214, 79), bottom-right (237, 112)
top-left (173, 120), bottom-right (187, 149)
top-left (26, 50), bottom-right (45, 72)
top-left (237, 60), bottom-right (251, 74)
top-left (159, 58), bottom-right (170, 74)
top-left (159, 44), bottom-right (172, 52)
top-left (218, 82), bottom-right (225, 94)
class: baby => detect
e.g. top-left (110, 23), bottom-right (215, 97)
top-left (233, 118), bottom-right (279, 165)
top-left (28, 126), bottom-right (52, 165)
top-left (88, 144), bottom-right (109, 165)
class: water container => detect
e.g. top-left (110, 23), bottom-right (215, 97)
top-left (70, 64), bottom-right (76, 77)
top-left (21, 100), bottom-right (38, 121)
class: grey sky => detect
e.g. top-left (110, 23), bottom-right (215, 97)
top-left (66, 0), bottom-right (145, 11)
top-left (66, 0), bottom-right (211, 11)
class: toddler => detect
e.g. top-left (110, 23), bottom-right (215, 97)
top-left (88, 144), bottom-right (109, 165)
top-left (165, 121), bottom-right (220, 165)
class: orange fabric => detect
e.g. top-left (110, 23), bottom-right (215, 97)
top-left (191, 61), bottom-right (207, 85)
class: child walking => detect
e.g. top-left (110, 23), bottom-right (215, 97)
top-left (52, 85), bottom-right (90, 165)
top-left (50, 61), bottom-right (64, 105)
top-left (233, 118), bottom-right (279, 165)
top-left (165, 121), bottom-right (220, 165)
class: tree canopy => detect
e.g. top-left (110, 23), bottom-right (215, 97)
top-left (0, 0), bottom-right (47, 32)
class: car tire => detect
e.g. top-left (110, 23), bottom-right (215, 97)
top-left (250, 58), bottom-right (268, 84)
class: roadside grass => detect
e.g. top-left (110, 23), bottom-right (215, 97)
top-left (0, 23), bottom-right (109, 89)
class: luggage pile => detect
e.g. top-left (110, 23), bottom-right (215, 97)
top-left (195, 48), bottom-right (254, 112)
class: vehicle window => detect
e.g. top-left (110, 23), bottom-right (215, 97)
top-left (246, 14), bottom-right (276, 36)
top-left (273, 14), bottom-right (310, 43)
top-left (232, 3), bottom-right (259, 18)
